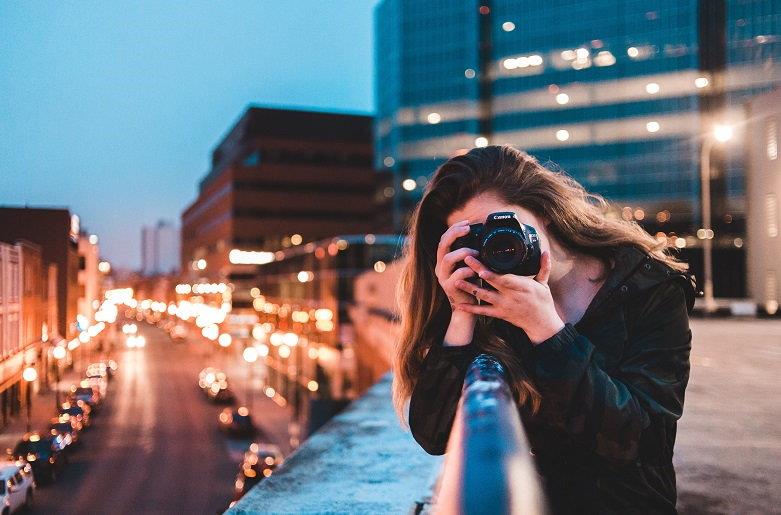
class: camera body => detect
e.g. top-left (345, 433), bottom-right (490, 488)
top-left (451, 212), bottom-right (542, 276)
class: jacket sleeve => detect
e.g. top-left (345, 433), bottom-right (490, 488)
top-left (408, 340), bottom-right (480, 455)
top-left (529, 279), bottom-right (692, 464)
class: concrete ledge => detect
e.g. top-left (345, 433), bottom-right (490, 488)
top-left (228, 373), bottom-right (443, 515)
top-left (691, 298), bottom-right (781, 318)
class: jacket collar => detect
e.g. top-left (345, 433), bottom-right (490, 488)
top-left (577, 245), bottom-right (697, 328)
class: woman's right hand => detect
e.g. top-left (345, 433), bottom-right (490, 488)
top-left (435, 220), bottom-right (479, 346)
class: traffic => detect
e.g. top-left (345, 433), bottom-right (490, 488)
top-left (0, 305), bottom-right (287, 514)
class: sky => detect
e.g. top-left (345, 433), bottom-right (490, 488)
top-left (0, 1), bottom-right (379, 269)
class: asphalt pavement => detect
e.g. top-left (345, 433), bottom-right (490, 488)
top-left (22, 322), bottom-right (287, 515)
top-left (674, 318), bottom-right (781, 514)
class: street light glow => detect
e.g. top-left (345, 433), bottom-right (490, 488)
top-left (243, 347), bottom-right (258, 363)
top-left (22, 366), bottom-right (38, 382)
top-left (713, 124), bottom-right (734, 143)
top-left (53, 346), bottom-right (67, 360)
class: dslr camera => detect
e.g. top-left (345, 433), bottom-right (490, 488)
top-left (451, 212), bottom-right (541, 276)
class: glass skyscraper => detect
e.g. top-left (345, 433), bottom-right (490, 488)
top-left (375, 0), bottom-right (780, 252)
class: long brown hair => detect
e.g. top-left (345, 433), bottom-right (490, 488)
top-left (393, 145), bottom-right (687, 425)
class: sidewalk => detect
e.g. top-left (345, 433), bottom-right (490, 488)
top-left (0, 364), bottom-right (91, 454)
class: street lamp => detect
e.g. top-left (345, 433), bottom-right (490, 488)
top-left (700, 123), bottom-right (734, 314)
top-left (243, 346), bottom-right (259, 412)
top-left (22, 366), bottom-right (38, 433)
top-left (52, 345), bottom-right (67, 410)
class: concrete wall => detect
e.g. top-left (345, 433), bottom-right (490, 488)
top-left (746, 88), bottom-right (781, 314)
top-left (228, 373), bottom-right (442, 514)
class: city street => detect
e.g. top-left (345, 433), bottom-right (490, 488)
top-left (22, 322), bottom-right (290, 515)
top-left (675, 318), bottom-right (781, 513)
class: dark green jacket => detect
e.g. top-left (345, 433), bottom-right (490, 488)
top-left (409, 245), bottom-right (697, 514)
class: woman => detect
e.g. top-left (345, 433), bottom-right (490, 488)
top-left (394, 145), bottom-right (696, 514)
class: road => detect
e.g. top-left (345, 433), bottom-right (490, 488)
top-left (675, 318), bottom-right (781, 514)
top-left (28, 322), bottom-right (284, 515)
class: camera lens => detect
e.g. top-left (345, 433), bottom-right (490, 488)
top-left (482, 230), bottom-right (527, 272)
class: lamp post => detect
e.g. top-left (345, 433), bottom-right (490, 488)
top-left (243, 346), bottom-right (258, 411)
top-left (52, 345), bottom-right (67, 410)
top-left (700, 123), bottom-right (734, 314)
top-left (22, 366), bottom-right (38, 433)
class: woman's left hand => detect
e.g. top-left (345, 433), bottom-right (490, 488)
top-left (453, 250), bottom-right (565, 345)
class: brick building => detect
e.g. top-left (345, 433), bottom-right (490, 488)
top-left (0, 207), bottom-right (80, 340)
top-left (181, 106), bottom-right (390, 306)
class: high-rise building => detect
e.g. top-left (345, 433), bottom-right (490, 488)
top-left (77, 233), bottom-right (101, 324)
top-left (181, 106), bottom-right (387, 306)
top-left (375, 0), bottom-right (780, 294)
top-left (746, 87), bottom-right (781, 315)
top-left (141, 221), bottom-right (180, 276)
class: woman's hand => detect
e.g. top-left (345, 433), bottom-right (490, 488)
top-left (435, 220), bottom-right (480, 309)
top-left (453, 250), bottom-right (565, 345)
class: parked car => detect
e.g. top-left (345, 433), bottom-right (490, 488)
top-left (58, 402), bottom-right (90, 429)
top-left (198, 368), bottom-right (236, 404)
top-left (48, 415), bottom-right (83, 450)
top-left (218, 407), bottom-right (256, 438)
top-left (67, 383), bottom-right (101, 410)
top-left (83, 375), bottom-right (108, 398)
top-left (198, 368), bottom-right (221, 391)
top-left (85, 362), bottom-right (108, 379)
top-left (232, 443), bottom-right (284, 501)
top-left (0, 462), bottom-right (35, 513)
top-left (207, 384), bottom-right (236, 405)
top-left (93, 358), bottom-right (118, 378)
top-left (10, 433), bottom-right (67, 484)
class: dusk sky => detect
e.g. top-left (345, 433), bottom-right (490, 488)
top-left (0, 1), bottom-right (378, 269)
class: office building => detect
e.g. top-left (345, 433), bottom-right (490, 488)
top-left (181, 106), bottom-right (385, 306)
top-left (375, 0), bottom-right (780, 294)
top-left (0, 208), bottom-right (80, 340)
top-left (141, 220), bottom-right (180, 276)
top-left (746, 87), bottom-right (781, 315)
top-left (78, 233), bottom-right (101, 324)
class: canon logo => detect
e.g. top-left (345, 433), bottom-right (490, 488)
top-left (493, 214), bottom-right (513, 219)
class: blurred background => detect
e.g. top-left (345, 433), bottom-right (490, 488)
top-left (0, 1), bottom-right (779, 513)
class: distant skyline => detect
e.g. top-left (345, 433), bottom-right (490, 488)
top-left (0, 1), bottom-right (378, 269)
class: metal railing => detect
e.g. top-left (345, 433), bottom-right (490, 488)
top-left (434, 354), bottom-right (547, 515)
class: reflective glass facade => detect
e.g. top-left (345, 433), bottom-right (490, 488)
top-left (375, 0), bottom-right (781, 235)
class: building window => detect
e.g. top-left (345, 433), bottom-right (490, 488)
top-left (766, 270), bottom-right (778, 315)
top-left (767, 118), bottom-right (778, 161)
top-left (767, 193), bottom-right (778, 237)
